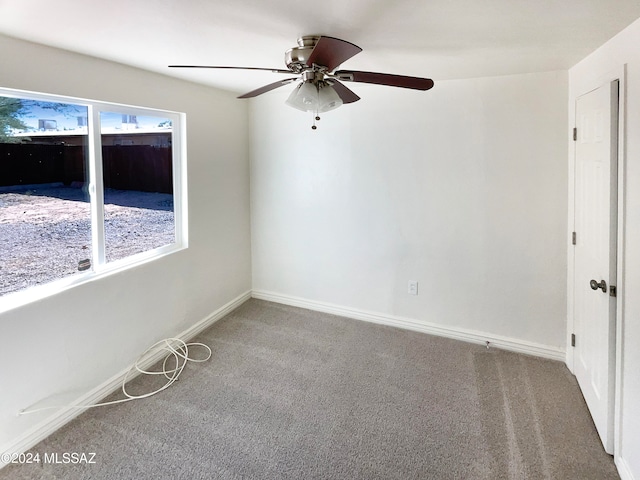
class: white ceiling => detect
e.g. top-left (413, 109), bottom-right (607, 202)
top-left (1, 0), bottom-right (639, 95)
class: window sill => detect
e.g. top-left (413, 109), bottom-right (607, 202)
top-left (0, 243), bottom-right (187, 316)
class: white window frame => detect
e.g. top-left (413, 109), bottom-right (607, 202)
top-left (0, 87), bottom-right (188, 313)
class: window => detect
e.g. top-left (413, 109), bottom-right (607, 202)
top-left (0, 88), bottom-right (186, 303)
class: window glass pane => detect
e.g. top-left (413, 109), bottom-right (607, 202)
top-left (100, 112), bottom-right (175, 263)
top-left (0, 96), bottom-right (91, 297)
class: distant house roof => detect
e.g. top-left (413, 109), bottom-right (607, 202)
top-left (12, 126), bottom-right (172, 137)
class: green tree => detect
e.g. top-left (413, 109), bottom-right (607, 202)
top-left (0, 97), bottom-right (28, 143)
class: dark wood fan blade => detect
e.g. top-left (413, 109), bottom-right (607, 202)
top-left (168, 65), bottom-right (292, 74)
top-left (237, 78), bottom-right (298, 98)
top-left (329, 80), bottom-right (360, 104)
top-left (334, 70), bottom-right (434, 90)
top-left (305, 37), bottom-right (362, 71)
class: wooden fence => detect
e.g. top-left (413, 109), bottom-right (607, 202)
top-left (0, 144), bottom-right (172, 193)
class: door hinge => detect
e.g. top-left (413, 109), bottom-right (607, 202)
top-left (610, 285), bottom-right (617, 298)
top-left (572, 232), bottom-right (577, 245)
top-left (573, 127), bottom-right (577, 141)
top-left (571, 333), bottom-right (576, 347)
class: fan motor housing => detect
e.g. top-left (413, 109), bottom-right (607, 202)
top-left (285, 35), bottom-right (320, 72)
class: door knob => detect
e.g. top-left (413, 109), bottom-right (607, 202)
top-left (590, 279), bottom-right (607, 293)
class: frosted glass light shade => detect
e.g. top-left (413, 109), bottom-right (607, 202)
top-left (286, 81), bottom-right (343, 113)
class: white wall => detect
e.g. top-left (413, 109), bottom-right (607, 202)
top-left (0, 35), bottom-right (251, 451)
top-left (569, 17), bottom-right (640, 480)
top-left (250, 70), bottom-right (568, 351)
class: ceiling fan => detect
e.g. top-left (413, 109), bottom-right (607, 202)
top-left (169, 35), bottom-right (434, 129)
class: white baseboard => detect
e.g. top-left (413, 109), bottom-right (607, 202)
top-left (0, 290), bottom-right (251, 469)
top-left (616, 456), bottom-right (636, 480)
top-left (252, 290), bottom-right (565, 361)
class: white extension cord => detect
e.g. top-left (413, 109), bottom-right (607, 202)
top-left (18, 338), bottom-right (211, 415)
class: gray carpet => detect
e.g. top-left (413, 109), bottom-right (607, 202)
top-left (1, 299), bottom-right (619, 479)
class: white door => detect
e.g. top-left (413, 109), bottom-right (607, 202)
top-left (573, 81), bottom-right (618, 454)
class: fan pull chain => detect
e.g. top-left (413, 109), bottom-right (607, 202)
top-left (311, 112), bottom-right (320, 130)
top-left (311, 86), bottom-right (320, 130)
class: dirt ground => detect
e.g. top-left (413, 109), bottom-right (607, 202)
top-left (0, 184), bottom-right (174, 297)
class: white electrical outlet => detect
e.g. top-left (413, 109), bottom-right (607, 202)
top-left (408, 280), bottom-right (419, 295)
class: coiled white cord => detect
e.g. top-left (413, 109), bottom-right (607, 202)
top-left (18, 338), bottom-right (211, 415)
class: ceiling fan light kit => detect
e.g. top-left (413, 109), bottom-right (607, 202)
top-left (169, 35), bottom-right (434, 129)
top-left (285, 80), bottom-right (343, 113)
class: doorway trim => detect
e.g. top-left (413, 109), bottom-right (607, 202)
top-left (566, 64), bottom-right (626, 457)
